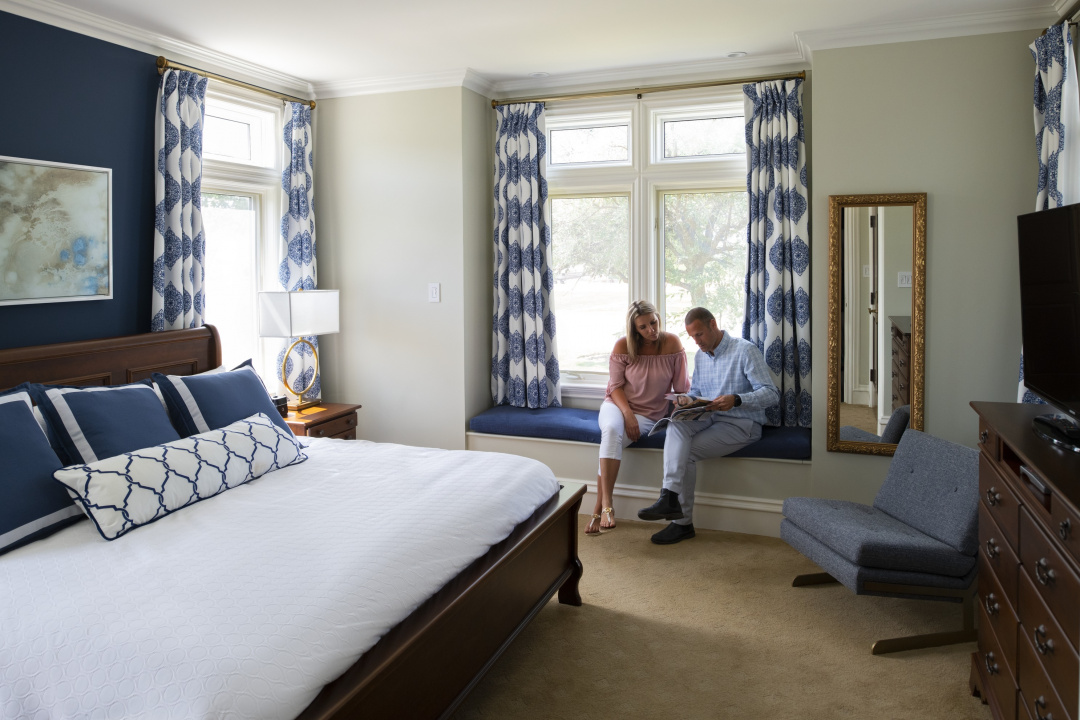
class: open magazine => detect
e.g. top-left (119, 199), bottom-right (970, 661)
top-left (647, 394), bottom-right (715, 436)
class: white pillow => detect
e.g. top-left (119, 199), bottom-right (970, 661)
top-left (54, 412), bottom-right (306, 540)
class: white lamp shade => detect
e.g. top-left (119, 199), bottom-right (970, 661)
top-left (258, 290), bottom-right (340, 337)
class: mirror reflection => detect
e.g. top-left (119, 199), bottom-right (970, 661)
top-left (827, 194), bottom-right (925, 455)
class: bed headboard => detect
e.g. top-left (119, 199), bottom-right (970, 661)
top-left (0, 325), bottom-right (222, 390)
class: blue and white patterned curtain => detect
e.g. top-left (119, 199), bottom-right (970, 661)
top-left (276, 102), bottom-right (320, 402)
top-left (491, 103), bottom-right (561, 408)
top-left (743, 79), bottom-right (811, 427)
top-left (151, 69), bottom-right (207, 332)
top-left (1020, 24), bottom-right (1080, 402)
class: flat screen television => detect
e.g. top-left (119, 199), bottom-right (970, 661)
top-left (1017, 203), bottom-right (1080, 451)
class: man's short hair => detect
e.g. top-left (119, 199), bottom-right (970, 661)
top-left (684, 307), bottom-right (715, 327)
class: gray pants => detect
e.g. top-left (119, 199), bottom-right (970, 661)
top-left (662, 414), bottom-right (761, 525)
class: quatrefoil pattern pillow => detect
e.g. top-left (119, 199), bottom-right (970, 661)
top-left (54, 413), bottom-right (307, 540)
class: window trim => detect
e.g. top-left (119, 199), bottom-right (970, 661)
top-left (545, 88), bottom-right (748, 388)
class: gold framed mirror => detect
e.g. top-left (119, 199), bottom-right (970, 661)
top-left (827, 193), bottom-right (926, 455)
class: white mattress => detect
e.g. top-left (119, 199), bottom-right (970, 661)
top-left (0, 439), bottom-right (560, 719)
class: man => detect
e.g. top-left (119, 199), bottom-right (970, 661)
top-left (637, 307), bottom-right (780, 544)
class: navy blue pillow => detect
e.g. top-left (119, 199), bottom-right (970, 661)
top-left (31, 380), bottom-right (182, 466)
top-left (0, 388), bottom-right (83, 554)
top-left (153, 364), bottom-right (292, 437)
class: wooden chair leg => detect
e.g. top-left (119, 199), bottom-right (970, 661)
top-left (792, 572), bottom-right (839, 587)
top-left (870, 587), bottom-right (977, 655)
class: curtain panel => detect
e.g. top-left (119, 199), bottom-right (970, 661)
top-left (1020, 24), bottom-right (1080, 402)
top-left (491, 103), bottom-right (561, 408)
top-left (742, 79), bottom-right (811, 427)
top-left (151, 69), bottom-right (208, 332)
top-left (276, 102), bottom-right (320, 402)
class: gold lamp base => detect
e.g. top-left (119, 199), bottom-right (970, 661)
top-left (282, 337), bottom-right (321, 412)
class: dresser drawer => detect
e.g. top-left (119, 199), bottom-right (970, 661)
top-left (1019, 570), bottom-right (1079, 712)
top-left (982, 501), bottom-right (1021, 608)
top-left (1020, 508), bottom-right (1080, 652)
top-left (979, 553), bottom-right (1019, 679)
top-left (307, 413), bottom-right (357, 439)
top-left (980, 605), bottom-right (1019, 720)
top-left (1019, 690), bottom-right (1036, 720)
top-left (979, 418), bottom-right (1000, 461)
top-left (1018, 630), bottom-right (1074, 720)
top-left (331, 428), bottom-right (357, 440)
top-left (982, 454), bottom-right (1022, 553)
top-left (1051, 499), bottom-right (1080, 568)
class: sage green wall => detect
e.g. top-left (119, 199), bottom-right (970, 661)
top-left (315, 87), bottom-right (471, 450)
top-left (810, 30), bottom-right (1038, 502)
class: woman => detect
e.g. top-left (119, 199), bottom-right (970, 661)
top-left (586, 301), bottom-right (689, 535)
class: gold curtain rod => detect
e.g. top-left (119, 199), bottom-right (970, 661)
top-left (156, 56), bottom-right (315, 109)
top-left (491, 70), bottom-right (806, 108)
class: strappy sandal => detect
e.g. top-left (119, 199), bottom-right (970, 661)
top-left (585, 513), bottom-right (602, 535)
top-left (601, 507), bottom-right (616, 530)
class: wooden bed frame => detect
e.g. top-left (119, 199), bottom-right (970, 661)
top-left (0, 325), bottom-right (585, 720)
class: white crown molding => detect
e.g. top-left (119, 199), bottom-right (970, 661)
top-left (312, 67), bottom-right (497, 99)
top-left (795, 5), bottom-right (1058, 61)
top-left (0, 0), bottom-right (315, 98)
top-left (490, 51), bottom-right (807, 99)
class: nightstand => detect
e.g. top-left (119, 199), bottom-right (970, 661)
top-left (285, 403), bottom-right (361, 440)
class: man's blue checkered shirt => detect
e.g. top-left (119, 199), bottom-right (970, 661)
top-left (688, 331), bottom-right (780, 426)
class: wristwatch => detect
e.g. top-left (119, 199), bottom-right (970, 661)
top-left (733, 395), bottom-right (742, 407)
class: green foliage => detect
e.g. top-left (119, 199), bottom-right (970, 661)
top-left (550, 196), bottom-right (629, 281)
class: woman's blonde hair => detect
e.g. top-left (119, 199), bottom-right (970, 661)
top-left (626, 300), bottom-right (659, 362)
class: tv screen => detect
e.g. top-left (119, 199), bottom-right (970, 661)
top-left (1017, 204), bottom-right (1080, 420)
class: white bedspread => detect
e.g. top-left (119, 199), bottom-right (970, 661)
top-left (0, 440), bottom-right (559, 719)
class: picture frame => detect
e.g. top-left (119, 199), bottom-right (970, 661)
top-left (0, 155), bottom-right (113, 306)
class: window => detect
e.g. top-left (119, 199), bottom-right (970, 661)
top-left (200, 86), bottom-right (282, 378)
top-left (546, 92), bottom-right (747, 388)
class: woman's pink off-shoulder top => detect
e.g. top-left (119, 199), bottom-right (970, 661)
top-left (605, 350), bottom-right (690, 420)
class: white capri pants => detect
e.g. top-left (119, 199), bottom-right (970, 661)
top-left (598, 400), bottom-right (657, 464)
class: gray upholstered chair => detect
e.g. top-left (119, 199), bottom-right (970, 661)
top-left (781, 428), bottom-right (978, 654)
top-left (838, 404), bottom-right (910, 444)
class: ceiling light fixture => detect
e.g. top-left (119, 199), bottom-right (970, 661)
top-left (726, 52), bottom-right (748, 58)
top-left (528, 72), bottom-right (550, 78)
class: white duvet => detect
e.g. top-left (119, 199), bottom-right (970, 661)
top-left (0, 439), bottom-right (559, 719)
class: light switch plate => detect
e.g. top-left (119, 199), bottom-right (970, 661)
top-left (897, 272), bottom-right (912, 288)
top-left (428, 283), bottom-right (441, 302)
top-left (863, 265), bottom-right (871, 277)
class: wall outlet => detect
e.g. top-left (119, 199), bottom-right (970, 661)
top-left (428, 282), bottom-right (441, 302)
top-left (897, 271), bottom-right (912, 288)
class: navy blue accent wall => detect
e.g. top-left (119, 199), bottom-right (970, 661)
top-left (0, 11), bottom-right (158, 350)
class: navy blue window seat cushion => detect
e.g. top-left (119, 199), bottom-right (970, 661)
top-left (468, 406), bottom-right (811, 460)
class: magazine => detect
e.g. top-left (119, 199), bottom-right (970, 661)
top-left (647, 394), bottom-right (716, 436)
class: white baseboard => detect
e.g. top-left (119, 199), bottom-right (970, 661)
top-left (569, 477), bottom-right (784, 538)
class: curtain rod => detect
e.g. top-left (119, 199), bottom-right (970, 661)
top-left (490, 70), bottom-right (807, 108)
top-left (156, 56), bottom-right (315, 109)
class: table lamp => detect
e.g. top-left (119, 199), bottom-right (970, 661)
top-left (258, 289), bottom-right (340, 411)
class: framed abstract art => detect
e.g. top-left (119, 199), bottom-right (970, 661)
top-left (0, 155), bottom-right (112, 306)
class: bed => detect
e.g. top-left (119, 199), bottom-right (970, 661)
top-left (0, 325), bottom-right (585, 719)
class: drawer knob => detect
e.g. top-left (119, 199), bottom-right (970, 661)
top-left (313, 429), bottom-right (324, 437)
top-left (984, 651), bottom-right (999, 675)
top-left (1034, 625), bottom-right (1055, 655)
top-left (1060, 518), bottom-right (1071, 541)
top-left (898, 358), bottom-right (906, 367)
top-left (1034, 695), bottom-right (1053, 720)
top-left (983, 592), bottom-right (999, 616)
top-left (984, 539), bottom-right (1000, 559)
top-left (1035, 558), bottom-right (1057, 586)
top-left (979, 430), bottom-right (989, 444)
top-left (985, 487), bottom-right (1002, 506)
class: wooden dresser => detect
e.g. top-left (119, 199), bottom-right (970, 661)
top-left (890, 316), bottom-right (911, 412)
top-left (970, 401), bottom-right (1080, 720)
top-left (285, 403), bottom-right (361, 440)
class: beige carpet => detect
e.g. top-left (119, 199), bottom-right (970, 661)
top-left (452, 520), bottom-right (992, 720)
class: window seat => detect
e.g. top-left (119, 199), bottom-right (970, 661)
top-left (469, 406), bottom-right (811, 460)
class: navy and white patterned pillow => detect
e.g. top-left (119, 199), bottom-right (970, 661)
top-left (31, 381), bottom-right (181, 466)
top-left (54, 413), bottom-right (307, 540)
top-left (154, 364), bottom-right (292, 438)
top-left (0, 386), bottom-right (83, 554)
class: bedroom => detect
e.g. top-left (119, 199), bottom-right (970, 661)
top-left (0, 0), bottom-right (1069, 718)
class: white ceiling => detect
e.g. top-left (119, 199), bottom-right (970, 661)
top-left (1, 0), bottom-right (1065, 98)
